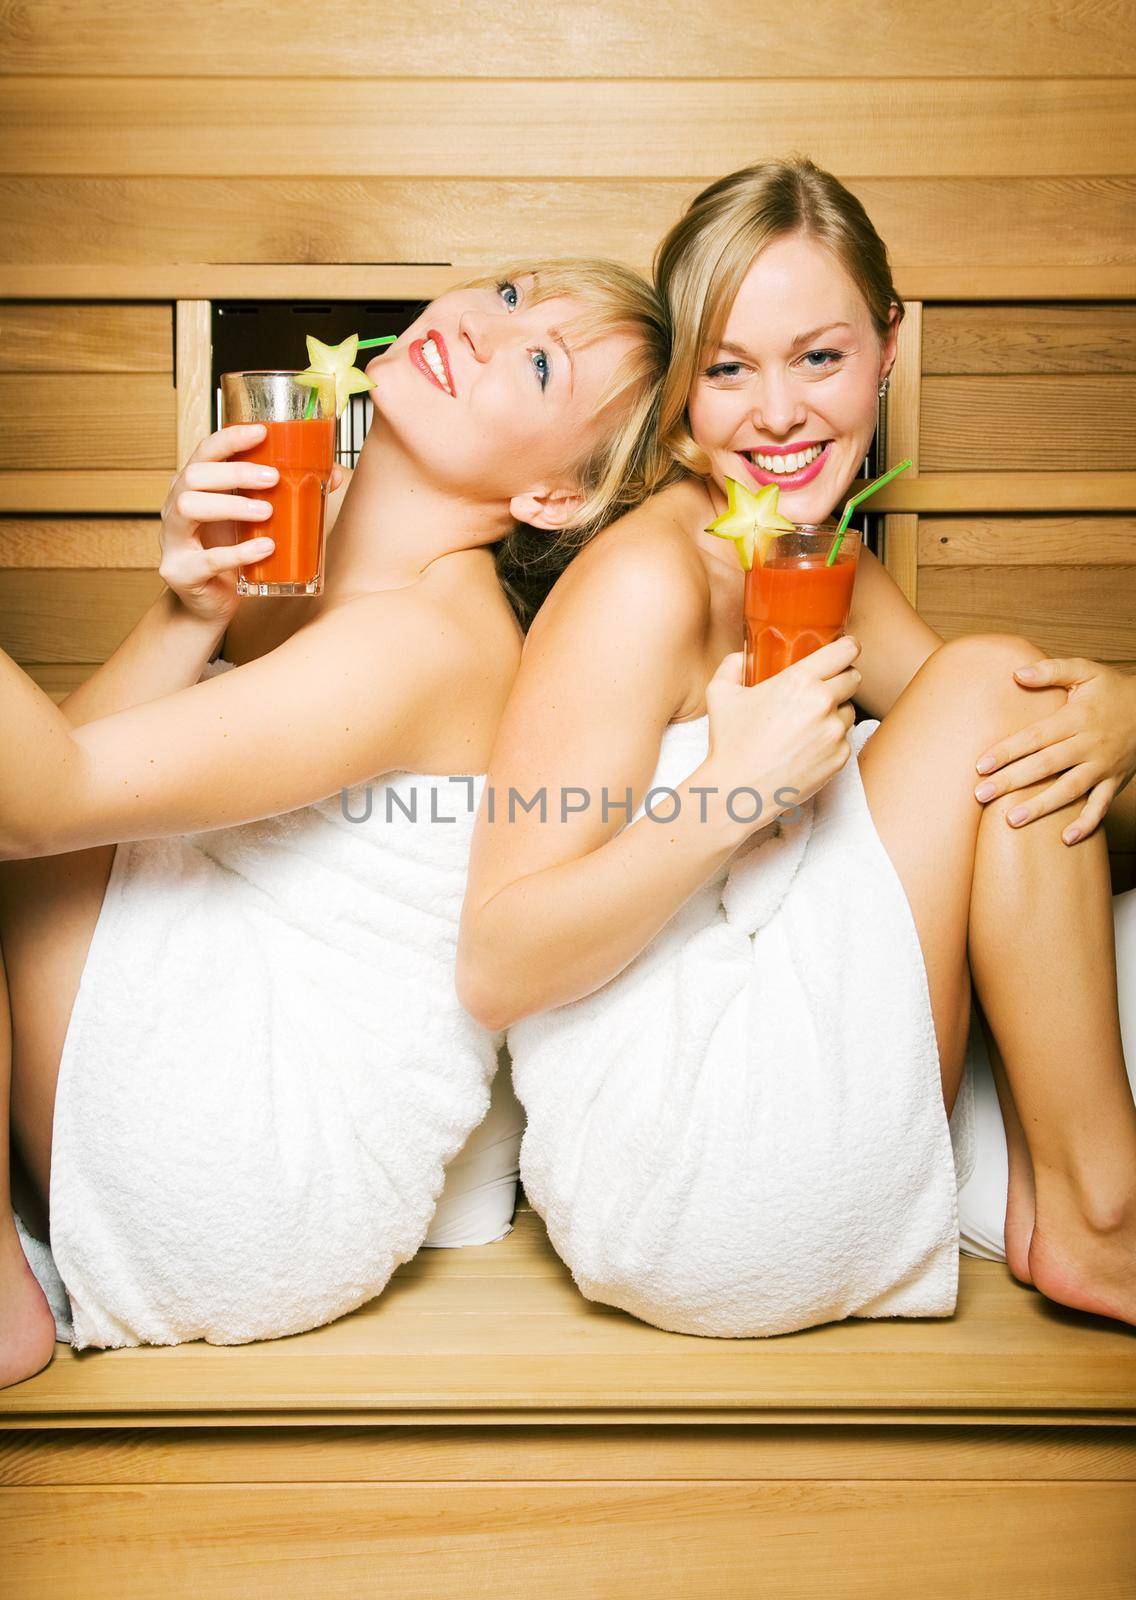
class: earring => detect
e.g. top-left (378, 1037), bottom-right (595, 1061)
top-left (878, 378), bottom-right (890, 398)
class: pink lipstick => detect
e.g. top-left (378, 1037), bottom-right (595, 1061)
top-left (739, 441), bottom-right (831, 492)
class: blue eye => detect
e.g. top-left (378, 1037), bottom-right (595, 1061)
top-left (531, 349), bottom-right (551, 390)
top-left (705, 362), bottom-right (746, 380)
top-left (497, 280), bottom-right (519, 310)
top-left (801, 349), bottom-right (842, 371)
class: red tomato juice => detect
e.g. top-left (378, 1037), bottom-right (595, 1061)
top-left (744, 553), bottom-right (857, 685)
top-left (236, 418), bottom-right (336, 588)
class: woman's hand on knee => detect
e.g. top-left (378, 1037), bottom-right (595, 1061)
top-left (973, 656), bottom-right (1136, 844)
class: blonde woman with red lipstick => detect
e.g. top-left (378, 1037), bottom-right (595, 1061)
top-left (0, 261), bottom-right (673, 1390)
top-left (458, 161), bottom-right (1136, 1335)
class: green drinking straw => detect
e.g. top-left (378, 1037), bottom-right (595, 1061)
top-left (825, 457), bottom-right (914, 566)
top-left (301, 335), bottom-right (399, 419)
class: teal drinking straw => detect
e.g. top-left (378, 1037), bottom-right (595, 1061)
top-left (302, 335), bottom-right (399, 419)
top-left (825, 457), bottom-right (914, 567)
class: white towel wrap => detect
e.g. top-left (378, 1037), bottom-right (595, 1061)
top-left (507, 714), bottom-right (965, 1338)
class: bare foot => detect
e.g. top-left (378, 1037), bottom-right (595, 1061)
top-left (1027, 1183), bottom-right (1136, 1327)
top-left (1003, 1142), bottom-right (1037, 1286)
top-left (0, 1228), bottom-right (57, 1389)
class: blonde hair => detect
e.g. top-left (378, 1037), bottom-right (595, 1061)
top-left (455, 258), bottom-right (676, 629)
top-left (653, 157), bottom-right (904, 477)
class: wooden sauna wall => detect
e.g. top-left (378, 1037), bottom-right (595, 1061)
top-left (0, 0), bottom-right (1133, 884)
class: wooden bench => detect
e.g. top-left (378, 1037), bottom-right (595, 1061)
top-left (2, 1203), bottom-right (1133, 1596)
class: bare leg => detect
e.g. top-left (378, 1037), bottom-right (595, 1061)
top-left (0, 845), bottom-right (115, 1388)
top-left (0, 940), bottom-right (56, 1387)
top-left (968, 790), bottom-right (1135, 1319)
top-left (857, 633), bottom-right (1136, 1324)
top-left (973, 998), bottom-right (1037, 1283)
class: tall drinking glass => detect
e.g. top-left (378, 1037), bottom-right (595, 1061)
top-left (220, 371), bottom-right (337, 597)
top-left (743, 523), bottom-right (861, 686)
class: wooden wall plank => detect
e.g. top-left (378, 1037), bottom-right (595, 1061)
top-left (917, 566), bottom-right (1136, 661)
top-left (885, 302), bottom-right (922, 473)
top-left (3, 79), bottom-right (1132, 179)
top-left (2, 179), bottom-right (1133, 290)
top-left (0, 570), bottom-right (164, 660)
top-left (2, 0), bottom-right (1130, 78)
top-left (174, 301), bottom-right (212, 471)
top-left (0, 376), bottom-right (176, 471)
top-left (0, 473), bottom-right (171, 514)
top-left (923, 305), bottom-right (1136, 376)
top-left (6, 265), bottom-right (1135, 303)
top-left (3, 1424), bottom-right (1133, 1486)
top-left (0, 520), bottom-right (160, 567)
top-left (919, 517), bottom-right (1136, 566)
top-left (920, 377), bottom-right (1136, 472)
top-left (869, 473), bottom-right (1136, 514)
top-left (0, 305), bottom-right (171, 373)
top-left (882, 516), bottom-right (919, 610)
top-left (3, 1482), bottom-right (1134, 1599)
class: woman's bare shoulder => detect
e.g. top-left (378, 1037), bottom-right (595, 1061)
top-left (542, 478), bottom-right (711, 624)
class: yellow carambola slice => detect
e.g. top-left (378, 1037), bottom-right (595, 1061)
top-left (705, 476), bottom-right (796, 571)
top-left (294, 334), bottom-right (373, 418)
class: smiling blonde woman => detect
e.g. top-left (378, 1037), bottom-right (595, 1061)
top-left (457, 160), bottom-right (1136, 1337)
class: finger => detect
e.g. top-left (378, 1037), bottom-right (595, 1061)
top-left (973, 736), bottom-right (1085, 801)
top-left (711, 650), bottom-right (744, 685)
top-left (187, 424), bottom-right (268, 465)
top-left (1011, 656), bottom-right (1093, 689)
top-left (974, 713), bottom-right (1079, 775)
top-left (206, 537), bottom-right (276, 572)
top-left (173, 491), bottom-right (273, 527)
top-left (1061, 778), bottom-right (1117, 846)
top-left (181, 461), bottom-right (279, 493)
top-left (329, 464), bottom-right (344, 492)
top-left (827, 665), bottom-right (862, 704)
top-left (1002, 764), bottom-right (1099, 828)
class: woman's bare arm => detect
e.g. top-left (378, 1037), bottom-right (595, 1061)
top-left (845, 544), bottom-right (943, 719)
top-left (0, 579), bottom-right (466, 860)
top-left (456, 524), bottom-right (758, 1033)
top-left (55, 468), bottom-right (354, 727)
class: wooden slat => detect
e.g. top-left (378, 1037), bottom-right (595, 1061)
top-left (885, 302), bottom-right (922, 474)
top-left (5, 264), bottom-right (1136, 304)
top-left (0, 570), bottom-right (163, 660)
top-left (923, 305), bottom-right (1136, 376)
top-left (3, 1482), bottom-right (1134, 1599)
top-left (0, 304), bottom-right (171, 374)
top-left (917, 567), bottom-right (1136, 661)
top-left (174, 301), bottom-right (211, 471)
top-left (1, 177), bottom-right (1133, 294)
top-left (919, 517), bottom-right (1136, 566)
top-left (920, 376), bottom-right (1136, 472)
top-left (0, 376), bottom-right (176, 471)
top-left (0, 473), bottom-right (171, 514)
top-left (2, 0), bottom-right (1131, 79)
top-left (0, 520), bottom-right (160, 567)
top-left (2, 1215), bottom-right (1133, 1421)
top-left (868, 473), bottom-right (1135, 514)
top-left (882, 515), bottom-right (919, 609)
top-left (3, 1425), bottom-right (1133, 1486)
top-left (3, 79), bottom-right (1132, 179)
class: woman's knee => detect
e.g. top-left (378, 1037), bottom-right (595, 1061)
top-left (922, 633), bottom-right (1062, 721)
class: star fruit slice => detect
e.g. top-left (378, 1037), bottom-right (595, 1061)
top-left (294, 334), bottom-right (373, 418)
top-left (705, 477), bottom-right (796, 571)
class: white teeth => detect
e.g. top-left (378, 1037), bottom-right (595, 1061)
top-left (422, 337), bottom-right (452, 394)
top-left (749, 443), bottom-right (824, 474)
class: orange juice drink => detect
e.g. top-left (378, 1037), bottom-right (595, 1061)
top-left (742, 524), bottom-right (861, 686)
top-left (221, 371), bottom-right (337, 597)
